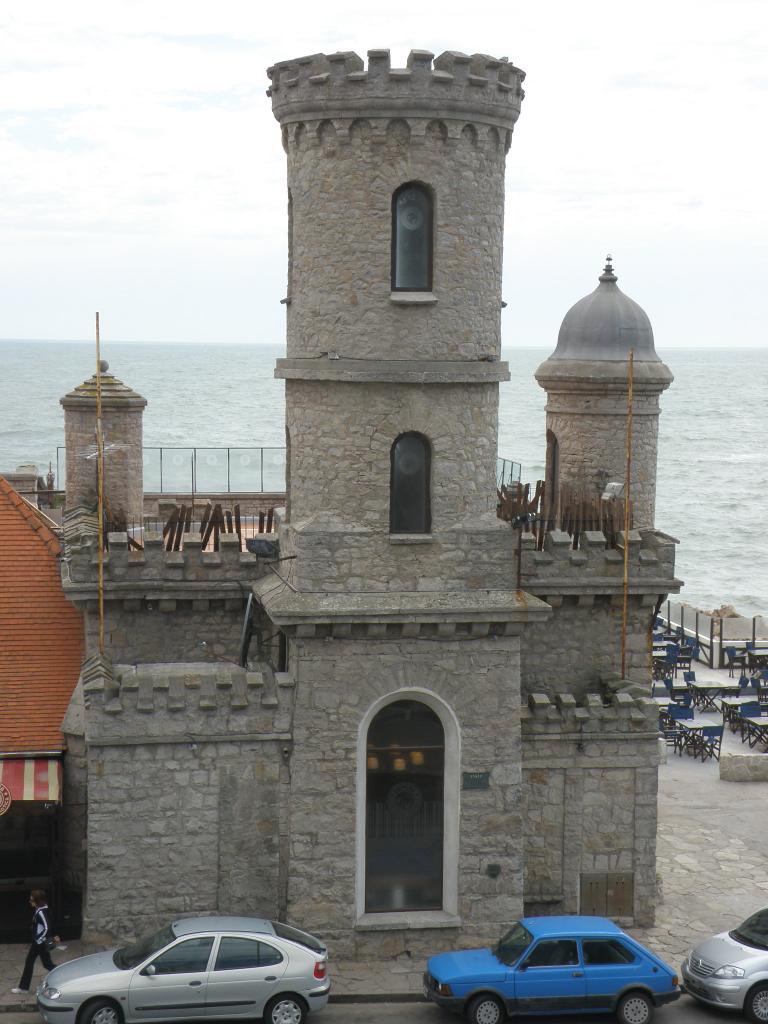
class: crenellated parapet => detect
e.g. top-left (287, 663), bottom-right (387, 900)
top-left (64, 528), bottom-right (267, 588)
top-left (517, 528), bottom-right (679, 599)
top-left (81, 657), bottom-right (295, 738)
top-left (267, 49), bottom-right (525, 134)
top-left (521, 686), bottom-right (659, 737)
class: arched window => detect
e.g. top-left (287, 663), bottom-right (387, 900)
top-left (390, 433), bottom-right (431, 534)
top-left (391, 183), bottom-right (433, 291)
top-left (365, 700), bottom-right (444, 913)
top-left (545, 429), bottom-right (559, 526)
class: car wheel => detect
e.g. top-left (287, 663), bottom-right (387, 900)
top-left (80, 999), bottom-right (123, 1024)
top-left (263, 994), bottom-right (307, 1024)
top-left (745, 984), bottom-right (768, 1024)
top-left (467, 993), bottom-right (506, 1024)
top-left (616, 990), bottom-right (654, 1024)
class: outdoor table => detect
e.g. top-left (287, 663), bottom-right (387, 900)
top-left (720, 695), bottom-right (757, 731)
top-left (748, 651), bottom-right (768, 672)
top-left (740, 709), bottom-right (768, 750)
top-left (690, 681), bottom-right (741, 712)
top-left (676, 721), bottom-right (708, 757)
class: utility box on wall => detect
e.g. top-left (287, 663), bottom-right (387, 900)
top-left (580, 872), bottom-right (634, 917)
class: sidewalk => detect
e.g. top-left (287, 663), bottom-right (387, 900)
top-left (3, 667), bottom-right (767, 1010)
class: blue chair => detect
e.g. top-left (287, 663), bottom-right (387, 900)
top-left (696, 725), bottom-right (724, 761)
top-left (738, 702), bottom-right (763, 744)
top-left (725, 646), bottom-right (747, 678)
top-left (739, 674), bottom-right (759, 696)
top-left (668, 704), bottom-right (694, 721)
top-left (683, 670), bottom-right (696, 685)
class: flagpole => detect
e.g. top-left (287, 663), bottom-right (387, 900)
top-left (95, 312), bottom-right (105, 657)
top-left (620, 348), bottom-right (634, 678)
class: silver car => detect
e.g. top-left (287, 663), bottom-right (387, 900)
top-left (681, 907), bottom-right (768, 1022)
top-left (36, 916), bottom-right (330, 1024)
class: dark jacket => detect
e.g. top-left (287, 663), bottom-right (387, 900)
top-left (32, 905), bottom-right (52, 946)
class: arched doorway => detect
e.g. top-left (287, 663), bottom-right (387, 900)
top-left (364, 699), bottom-right (444, 913)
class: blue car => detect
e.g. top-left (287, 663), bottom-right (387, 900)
top-left (424, 916), bottom-right (680, 1024)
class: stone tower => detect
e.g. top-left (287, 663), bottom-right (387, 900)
top-left (60, 366), bottom-right (146, 527)
top-left (262, 49), bottom-right (550, 956)
top-left (534, 259), bottom-right (673, 528)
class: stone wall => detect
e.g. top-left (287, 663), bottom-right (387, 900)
top-left (62, 522), bottom-right (270, 663)
top-left (284, 380), bottom-right (501, 531)
top-left (283, 632), bottom-right (524, 958)
top-left (521, 689), bottom-right (659, 925)
top-left (545, 391), bottom-right (661, 529)
top-left (62, 404), bottom-right (144, 526)
top-left (80, 661), bottom-right (292, 943)
top-left (271, 49), bottom-right (522, 364)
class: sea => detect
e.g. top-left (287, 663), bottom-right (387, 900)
top-left (1, 340), bottom-right (766, 618)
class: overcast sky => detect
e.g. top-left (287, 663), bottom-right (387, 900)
top-left (2, 0), bottom-right (766, 348)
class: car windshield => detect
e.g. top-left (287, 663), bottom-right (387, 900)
top-left (731, 910), bottom-right (768, 951)
top-left (113, 924), bottom-right (176, 969)
top-left (270, 921), bottom-right (326, 954)
top-left (494, 922), bottom-right (532, 965)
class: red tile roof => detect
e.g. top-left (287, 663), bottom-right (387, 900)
top-left (0, 477), bottom-right (84, 752)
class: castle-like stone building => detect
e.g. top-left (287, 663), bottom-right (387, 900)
top-left (58, 48), bottom-right (678, 958)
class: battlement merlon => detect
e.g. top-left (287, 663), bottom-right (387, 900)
top-left (516, 528), bottom-right (681, 595)
top-left (61, 525), bottom-right (272, 603)
top-left (266, 49), bottom-right (525, 131)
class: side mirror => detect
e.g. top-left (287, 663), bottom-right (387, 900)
top-left (518, 962), bottom-right (528, 971)
top-left (142, 964), bottom-right (156, 977)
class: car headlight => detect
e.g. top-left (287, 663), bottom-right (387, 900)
top-left (436, 982), bottom-right (453, 996)
top-left (713, 966), bottom-right (745, 979)
top-left (40, 984), bottom-right (61, 999)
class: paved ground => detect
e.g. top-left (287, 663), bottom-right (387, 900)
top-left (2, 662), bottom-right (766, 1014)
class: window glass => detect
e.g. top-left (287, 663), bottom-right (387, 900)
top-left (392, 184), bottom-right (432, 291)
top-left (390, 433), bottom-right (430, 534)
top-left (365, 700), bottom-right (444, 913)
top-left (258, 942), bottom-right (284, 967)
top-left (733, 910), bottom-right (768, 949)
top-left (495, 923), bottom-right (532, 965)
top-left (214, 938), bottom-right (284, 971)
top-left (150, 937), bottom-right (214, 975)
top-left (114, 924), bottom-right (176, 969)
top-left (583, 940), bottom-right (636, 965)
top-left (270, 922), bottom-right (324, 953)
top-left (524, 940), bottom-right (579, 967)
top-left (216, 937), bottom-right (258, 971)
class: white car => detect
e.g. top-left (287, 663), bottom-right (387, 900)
top-left (681, 908), bottom-right (768, 1022)
top-left (36, 916), bottom-right (330, 1024)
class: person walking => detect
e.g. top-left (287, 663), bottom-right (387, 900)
top-left (11, 889), bottom-right (61, 995)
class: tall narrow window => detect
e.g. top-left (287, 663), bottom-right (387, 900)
top-left (545, 429), bottom-right (559, 526)
top-left (365, 700), bottom-right (444, 913)
top-left (391, 183), bottom-right (433, 291)
top-left (390, 433), bottom-right (431, 534)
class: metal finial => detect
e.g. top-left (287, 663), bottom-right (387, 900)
top-left (599, 254), bottom-right (617, 283)
top-left (99, 360), bottom-right (109, 373)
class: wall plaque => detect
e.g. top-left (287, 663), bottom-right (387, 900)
top-left (462, 771), bottom-right (490, 790)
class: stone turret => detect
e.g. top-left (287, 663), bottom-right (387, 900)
top-left (534, 258), bottom-right (673, 528)
top-left (268, 48), bottom-right (525, 553)
top-left (60, 365), bottom-right (146, 527)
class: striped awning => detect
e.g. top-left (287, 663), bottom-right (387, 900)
top-left (0, 759), bottom-right (62, 813)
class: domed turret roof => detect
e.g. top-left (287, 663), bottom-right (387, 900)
top-left (60, 362), bottom-right (147, 408)
top-left (549, 258), bottom-right (660, 362)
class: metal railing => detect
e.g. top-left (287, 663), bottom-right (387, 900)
top-left (658, 600), bottom-right (768, 670)
top-left (55, 447), bottom-right (520, 497)
top-left (496, 456), bottom-right (521, 490)
top-left (57, 446), bottom-right (287, 495)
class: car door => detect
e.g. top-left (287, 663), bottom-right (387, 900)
top-left (582, 937), bottom-right (644, 1008)
top-left (513, 938), bottom-right (587, 1012)
top-left (205, 935), bottom-right (289, 1017)
top-left (128, 935), bottom-right (215, 1020)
